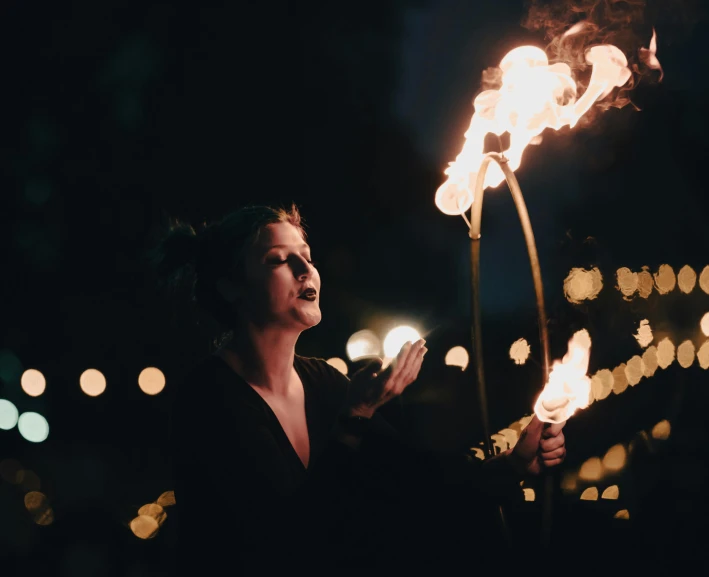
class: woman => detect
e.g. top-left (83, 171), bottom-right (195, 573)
top-left (152, 204), bottom-right (566, 572)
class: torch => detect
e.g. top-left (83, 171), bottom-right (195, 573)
top-left (434, 33), bottom-right (658, 545)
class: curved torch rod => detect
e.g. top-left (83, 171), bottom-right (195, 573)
top-left (469, 151), bottom-right (553, 547)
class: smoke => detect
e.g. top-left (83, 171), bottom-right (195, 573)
top-left (520, 0), bottom-right (700, 115)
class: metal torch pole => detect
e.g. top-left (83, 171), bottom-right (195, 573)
top-left (469, 152), bottom-right (553, 548)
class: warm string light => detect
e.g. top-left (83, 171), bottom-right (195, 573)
top-left (130, 490), bottom-right (176, 540)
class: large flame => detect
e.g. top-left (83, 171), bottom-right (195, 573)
top-left (435, 36), bottom-right (658, 216)
top-left (534, 329), bottom-right (592, 424)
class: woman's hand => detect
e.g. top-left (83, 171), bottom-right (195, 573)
top-left (347, 339), bottom-right (427, 419)
top-left (507, 414), bottom-right (567, 477)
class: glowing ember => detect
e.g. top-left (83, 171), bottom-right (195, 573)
top-left (634, 319), bottom-right (653, 348)
top-left (677, 265), bottom-right (697, 294)
top-left (509, 338), bottom-right (531, 365)
top-left (534, 329), bottom-right (592, 423)
top-left (564, 267), bottom-right (603, 303)
top-left (677, 340), bottom-right (695, 368)
top-left (653, 264), bottom-right (676, 294)
top-left (616, 267), bottom-right (638, 299)
top-left (435, 36), bottom-right (649, 215)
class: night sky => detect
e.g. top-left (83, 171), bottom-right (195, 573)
top-left (3, 0), bottom-right (709, 574)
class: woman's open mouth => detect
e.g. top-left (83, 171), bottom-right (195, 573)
top-left (298, 288), bottom-right (317, 301)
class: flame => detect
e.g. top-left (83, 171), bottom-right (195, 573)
top-left (436, 36), bottom-right (660, 216)
top-left (534, 329), bottom-right (592, 423)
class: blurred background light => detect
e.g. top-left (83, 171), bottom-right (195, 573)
top-left (616, 267), bottom-right (638, 298)
top-left (651, 419), bottom-right (671, 440)
top-left (634, 319), bottom-right (653, 348)
top-left (698, 341), bottom-right (709, 369)
top-left (0, 399), bottom-right (19, 430)
top-left (654, 264), bottom-right (676, 294)
top-left (701, 313), bottom-right (709, 337)
top-left (614, 509), bottom-right (630, 519)
top-left (326, 357), bottom-right (348, 375)
top-left (700, 266), bottom-right (709, 294)
top-left (602, 444), bottom-right (627, 472)
top-left (345, 330), bottom-right (382, 361)
top-left (656, 338), bottom-right (675, 369)
top-left (21, 369), bottom-right (46, 397)
top-left (156, 490), bottom-right (176, 507)
top-left (80, 368), bottom-right (106, 397)
top-left (579, 457), bottom-right (603, 481)
top-left (509, 338), bottom-right (530, 365)
top-left (580, 487), bottom-right (599, 500)
top-left (382, 325), bottom-right (421, 359)
top-left (637, 269), bottom-right (654, 298)
top-left (138, 367), bottom-right (165, 395)
top-left (444, 346), bottom-right (469, 370)
top-left (564, 267), bottom-right (603, 303)
top-left (677, 340), bottom-right (695, 368)
top-left (130, 515), bottom-right (159, 539)
top-left (677, 265), bottom-right (697, 293)
top-left (602, 485), bottom-right (619, 500)
top-left (18, 412), bottom-right (49, 443)
top-left (642, 346), bottom-right (659, 377)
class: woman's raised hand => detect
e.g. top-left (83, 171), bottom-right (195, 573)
top-left (347, 339), bottom-right (427, 419)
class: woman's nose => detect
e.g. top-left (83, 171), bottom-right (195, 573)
top-left (293, 257), bottom-right (311, 280)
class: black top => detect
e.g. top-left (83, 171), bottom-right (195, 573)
top-left (171, 354), bottom-right (523, 572)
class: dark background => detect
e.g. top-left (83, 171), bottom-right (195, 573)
top-left (2, 0), bottom-right (709, 574)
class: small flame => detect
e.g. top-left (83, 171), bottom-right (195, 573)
top-left (534, 329), bottom-right (592, 423)
top-left (436, 34), bottom-right (661, 216)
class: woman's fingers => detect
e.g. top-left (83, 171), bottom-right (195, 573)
top-left (394, 340), bottom-right (426, 395)
top-left (540, 432), bottom-right (565, 453)
top-left (540, 446), bottom-right (566, 461)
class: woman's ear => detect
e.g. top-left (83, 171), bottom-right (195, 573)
top-left (215, 277), bottom-right (240, 304)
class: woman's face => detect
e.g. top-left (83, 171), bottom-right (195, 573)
top-left (238, 221), bottom-right (322, 330)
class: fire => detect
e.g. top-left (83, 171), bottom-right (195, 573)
top-left (436, 35), bottom-right (659, 215)
top-left (534, 329), bottom-right (592, 424)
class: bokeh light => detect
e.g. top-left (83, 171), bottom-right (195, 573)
top-left (579, 457), bottom-right (603, 481)
top-left (326, 357), bottom-right (348, 375)
top-left (580, 487), bottom-right (599, 500)
top-left (18, 412), bottom-right (49, 443)
top-left (625, 356), bottom-right (643, 386)
top-left (509, 338), bottom-right (530, 365)
top-left (653, 264), bottom-right (676, 294)
top-left (591, 369), bottom-right (613, 401)
top-left (651, 419), bottom-right (671, 440)
top-left (616, 267), bottom-right (638, 298)
top-left (0, 459), bottom-right (24, 484)
top-left (25, 490), bottom-right (53, 526)
top-left (602, 485), bottom-right (620, 500)
top-left (677, 340), bottom-right (695, 368)
top-left (614, 509), bottom-right (630, 519)
top-left (382, 325), bottom-right (421, 359)
top-left (138, 503), bottom-right (166, 526)
top-left (523, 488), bottom-right (535, 501)
top-left (634, 319), bottom-right (653, 348)
top-left (0, 399), bottom-right (19, 430)
top-left (130, 515), bottom-right (159, 539)
top-left (21, 369), bottom-right (46, 397)
top-left (138, 367), bottom-right (166, 395)
top-left (701, 313), bottom-right (709, 337)
top-left (612, 364), bottom-right (628, 395)
top-left (698, 341), bottom-right (709, 369)
top-left (80, 368), bottom-right (106, 396)
top-left (561, 471), bottom-right (578, 493)
top-left (157, 490), bottom-right (176, 507)
top-left (603, 444), bottom-right (627, 472)
top-left (642, 346), bottom-right (659, 377)
top-left (677, 265), bottom-right (697, 293)
top-left (700, 266), bottom-right (709, 294)
top-left (564, 267), bottom-right (603, 303)
top-left (656, 338), bottom-right (675, 369)
top-left (444, 346), bottom-right (469, 370)
top-left (345, 330), bottom-right (382, 361)
top-left (637, 269), bottom-right (654, 298)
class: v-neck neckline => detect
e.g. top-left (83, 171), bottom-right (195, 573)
top-left (215, 353), bottom-right (313, 472)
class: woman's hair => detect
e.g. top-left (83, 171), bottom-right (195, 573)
top-left (149, 204), bottom-right (305, 338)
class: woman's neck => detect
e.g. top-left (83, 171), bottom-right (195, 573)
top-left (218, 324), bottom-right (300, 396)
